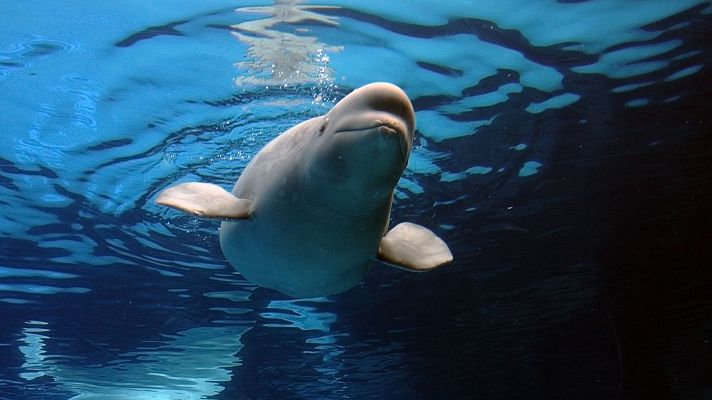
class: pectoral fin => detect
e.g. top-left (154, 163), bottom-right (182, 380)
top-left (377, 222), bottom-right (453, 271)
top-left (155, 182), bottom-right (251, 220)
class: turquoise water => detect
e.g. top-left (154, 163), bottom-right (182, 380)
top-left (1, 1), bottom-right (711, 399)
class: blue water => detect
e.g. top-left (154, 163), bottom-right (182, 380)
top-left (1, 1), bottom-right (711, 399)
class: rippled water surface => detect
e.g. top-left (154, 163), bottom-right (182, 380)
top-left (1, 1), bottom-right (711, 399)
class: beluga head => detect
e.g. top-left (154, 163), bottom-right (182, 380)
top-left (305, 82), bottom-right (416, 216)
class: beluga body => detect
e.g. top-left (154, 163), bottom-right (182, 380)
top-left (156, 82), bottom-right (452, 298)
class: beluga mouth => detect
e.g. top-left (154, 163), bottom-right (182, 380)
top-left (375, 119), bottom-right (404, 134)
top-left (335, 118), bottom-right (406, 135)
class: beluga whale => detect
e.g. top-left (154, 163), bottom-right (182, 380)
top-left (156, 82), bottom-right (452, 298)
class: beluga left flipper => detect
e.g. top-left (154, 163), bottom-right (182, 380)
top-left (377, 222), bottom-right (453, 271)
top-left (156, 82), bottom-right (453, 298)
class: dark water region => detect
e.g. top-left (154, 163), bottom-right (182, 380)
top-left (1, 1), bottom-right (711, 399)
top-left (594, 102), bottom-right (712, 398)
top-left (405, 73), bottom-right (712, 400)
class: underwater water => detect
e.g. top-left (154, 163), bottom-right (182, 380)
top-left (1, 0), bottom-right (711, 399)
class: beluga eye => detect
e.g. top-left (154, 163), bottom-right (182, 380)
top-left (319, 117), bottom-right (329, 135)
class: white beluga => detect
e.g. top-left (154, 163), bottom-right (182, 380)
top-left (156, 82), bottom-right (452, 298)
